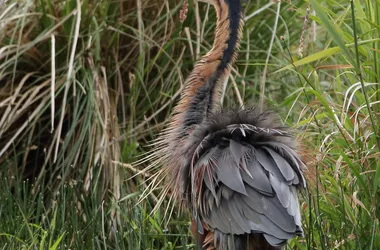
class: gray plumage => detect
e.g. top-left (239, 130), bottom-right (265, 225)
top-left (147, 0), bottom-right (306, 248)
top-left (180, 108), bottom-right (305, 249)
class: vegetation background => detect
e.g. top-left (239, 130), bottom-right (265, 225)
top-left (0, 0), bottom-right (379, 249)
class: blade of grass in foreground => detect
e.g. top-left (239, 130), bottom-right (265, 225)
top-left (309, 0), bottom-right (356, 68)
top-left (274, 38), bottom-right (380, 73)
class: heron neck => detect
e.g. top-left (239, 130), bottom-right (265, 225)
top-left (212, 0), bottom-right (242, 73)
top-left (178, 0), bottom-right (243, 131)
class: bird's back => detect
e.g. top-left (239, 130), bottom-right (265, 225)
top-left (147, 0), bottom-right (307, 249)
top-left (184, 108), bottom-right (305, 250)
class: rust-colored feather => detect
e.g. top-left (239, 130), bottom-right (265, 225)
top-left (143, 1), bottom-right (306, 250)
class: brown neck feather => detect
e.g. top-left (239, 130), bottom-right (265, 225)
top-left (173, 0), bottom-right (243, 135)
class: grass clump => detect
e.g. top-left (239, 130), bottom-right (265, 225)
top-left (0, 0), bottom-right (379, 249)
top-left (283, 1), bottom-right (380, 249)
top-left (0, 0), bottom-right (191, 248)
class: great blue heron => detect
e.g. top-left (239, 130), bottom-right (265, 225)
top-left (147, 0), bottom-right (306, 249)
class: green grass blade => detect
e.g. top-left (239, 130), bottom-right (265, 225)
top-left (275, 38), bottom-right (380, 73)
top-left (49, 232), bottom-right (65, 250)
top-left (310, 0), bottom-right (357, 69)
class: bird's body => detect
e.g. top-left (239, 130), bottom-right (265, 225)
top-left (148, 0), bottom-right (306, 249)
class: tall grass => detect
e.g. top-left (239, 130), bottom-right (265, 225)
top-left (282, 1), bottom-right (380, 249)
top-left (0, 0), bottom-right (379, 249)
top-left (0, 0), bottom-right (192, 248)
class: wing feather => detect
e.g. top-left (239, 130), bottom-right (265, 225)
top-left (261, 194), bottom-right (296, 233)
top-left (264, 233), bottom-right (287, 247)
top-left (227, 199), bottom-right (251, 233)
top-left (219, 199), bottom-right (241, 233)
top-left (198, 141), bottom-right (303, 245)
top-left (269, 173), bottom-right (290, 208)
top-left (255, 148), bottom-right (284, 181)
top-left (241, 156), bottom-right (273, 196)
top-left (263, 147), bottom-right (295, 181)
top-left (216, 148), bottom-right (247, 195)
top-left (188, 114), bottom-right (305, 248)
top-left (229, 139), bottom-right (248, 164)
top-left (259, 142), bottom-right (306, 187)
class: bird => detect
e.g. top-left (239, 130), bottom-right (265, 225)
top-left (145, 0), bottom-right (306, 249)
